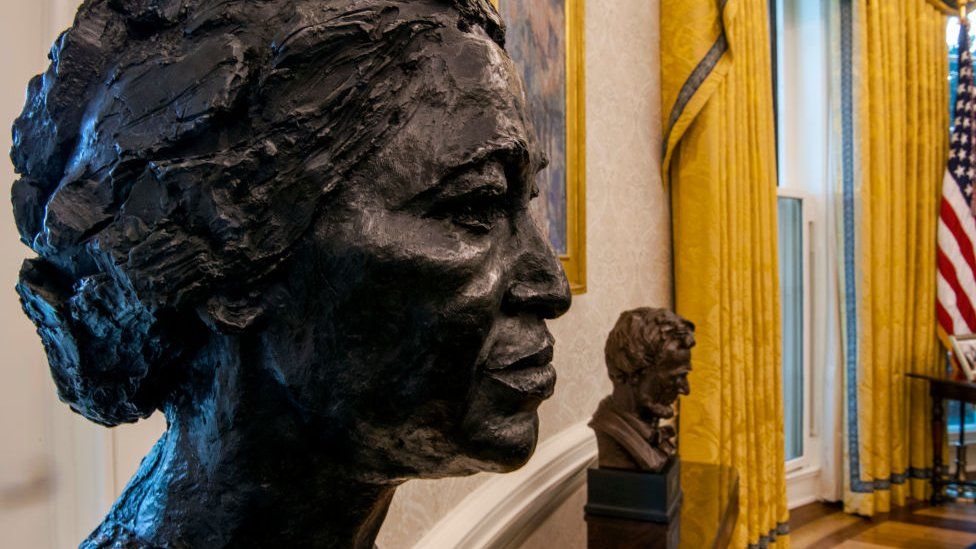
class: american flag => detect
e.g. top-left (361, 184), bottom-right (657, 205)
top-left (938, 22), bottom-right (976, 377)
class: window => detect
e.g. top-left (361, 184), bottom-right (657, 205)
top-left (776, 189), bottom-right (815, 473)
top-left (949, 15), bottom-right (976, 125)
top-left (947, 400), bottom-right (976, 434)
top-left (771, 0), bottom-right (829, 507)
top-left (948, 15), bottom-right (975, 111)
top-left (779, 195), bottom-right (804, 462)
top-left (770, 0), bottom-right (807, 466)
top-left (772, 0), bottom-right (815, 470)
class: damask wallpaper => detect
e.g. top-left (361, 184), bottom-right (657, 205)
top-left (376, 0), bottom-right (667, 546)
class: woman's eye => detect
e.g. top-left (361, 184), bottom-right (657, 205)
top-left (447, 198), bottom-right (503, 234)
top-left (426, 161), bottom-right (511, 234)
top-left (425, 191), bottom-right (507, 235)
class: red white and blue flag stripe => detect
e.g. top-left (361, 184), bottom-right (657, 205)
top-left (938, 23), bottom-right (976, 365)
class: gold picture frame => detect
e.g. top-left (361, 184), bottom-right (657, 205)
top-left (950, 333), bottom-right (976, 381)
top-left (493, 0), bottom-right (587, 294)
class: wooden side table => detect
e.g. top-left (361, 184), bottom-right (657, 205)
top-left (585, 462), bottom-right (738, 548)
top-left (907, 373), bottom-right (976, 503)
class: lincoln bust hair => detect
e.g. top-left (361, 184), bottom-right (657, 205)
top-left (10, 0), bottom-right (570, 547)
top-left (605, 309), bottom-right (695, 382)
top-left (604, 308), bottom-right (695, 417)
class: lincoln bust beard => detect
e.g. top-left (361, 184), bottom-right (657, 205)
top-left (10, 1), bottom-right (571, 547)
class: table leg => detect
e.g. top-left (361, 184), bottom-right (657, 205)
top-left (960, 402), bottom-right (967, 485)
top-left (933, 394), bottom-right (945, 505)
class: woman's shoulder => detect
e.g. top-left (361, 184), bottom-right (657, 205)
top-left (82, 523), bottom-right (167, 549)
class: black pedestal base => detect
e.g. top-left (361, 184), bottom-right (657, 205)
top-left (585, 461), bottom-right (741, 549)
top-left (584, 458), bottom-right (682, 523)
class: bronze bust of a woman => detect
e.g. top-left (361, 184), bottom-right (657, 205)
top-left (10, 1), bottom-right (570, 546)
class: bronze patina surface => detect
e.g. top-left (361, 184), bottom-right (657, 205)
top-left (10, 1), bottom-right (570, 546)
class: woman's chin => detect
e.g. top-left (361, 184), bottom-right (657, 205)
top-left (457, 409), bottom-right (541, 472)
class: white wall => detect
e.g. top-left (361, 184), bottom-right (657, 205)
top-left (0, 3), bottom-right (94, 548)
top-left (1, 3), bottom-right (150, 547)
top-left (0, 3), bottom-right (54, 544)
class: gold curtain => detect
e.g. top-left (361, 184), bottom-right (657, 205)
top-left (838, 0), bottom-right (948, 515)
top-left (662, 0), bottom-right (788, 546)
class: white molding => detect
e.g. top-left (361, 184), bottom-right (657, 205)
top-left (414, 422), bottom-right (597, 549)
top-left (786, 465), bottom-right (822, 510)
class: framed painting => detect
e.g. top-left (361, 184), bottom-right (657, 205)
top-left (493, 0), bottom-right (587, 294)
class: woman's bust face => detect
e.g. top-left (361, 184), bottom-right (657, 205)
top-left (254, 19), bottom-right (571, 481)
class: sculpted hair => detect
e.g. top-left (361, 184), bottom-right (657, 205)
top-left (604, 308), bottom-right (695, 382)
top-left (11, 0), bottom-right (503, 426)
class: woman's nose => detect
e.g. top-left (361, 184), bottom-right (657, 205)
top-left (501, 214), bottom-right (572, 319)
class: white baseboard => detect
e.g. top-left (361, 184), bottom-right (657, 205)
top-left (414, 422), bottom-right (597, 549)
top-left (786, 465), bottom-right (822, 510)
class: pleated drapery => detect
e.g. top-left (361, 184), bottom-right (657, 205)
top-left (662, 0), bottom-right (788, 546)
top-left (836, 0), bottom-right (948, 515)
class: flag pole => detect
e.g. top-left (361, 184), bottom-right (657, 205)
top-left (963, 3), bottom-right (968, 22)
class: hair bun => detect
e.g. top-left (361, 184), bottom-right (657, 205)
top-left (16, 258), bottom-right (196, 426)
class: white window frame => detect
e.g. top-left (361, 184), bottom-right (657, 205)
top-left (777, 189), bottom-right (824, 508)
top-left (774, 0), bottom-right (830, 509)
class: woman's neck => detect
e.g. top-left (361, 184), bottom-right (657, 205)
top-left (85, 425), bottom-right (397, 548)
top-left (83, 414), bottom-right (396, 549)
top-left (84, 337), bottom-right (399, 549)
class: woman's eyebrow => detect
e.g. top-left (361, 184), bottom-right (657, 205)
top-left (399, 142), bottom-right (526, 210)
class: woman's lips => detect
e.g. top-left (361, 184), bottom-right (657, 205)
top-left (483, 343), bottom-right (554, 371)
top-left (484, 363), bottom-right (556, 400)
top-left (482, 345), bottom-right (556, 400)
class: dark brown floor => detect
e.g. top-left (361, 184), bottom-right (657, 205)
top-left (789, 501), bottom-right (976, 548)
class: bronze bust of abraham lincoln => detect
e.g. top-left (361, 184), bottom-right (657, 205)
top-left (590, 308), bottom-right (695, 472)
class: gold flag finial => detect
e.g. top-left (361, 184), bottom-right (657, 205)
top-left (963, 3), bottom-right (968, 21)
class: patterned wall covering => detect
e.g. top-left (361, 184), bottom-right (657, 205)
top-left (376, 0), bottom-right (667, 545)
